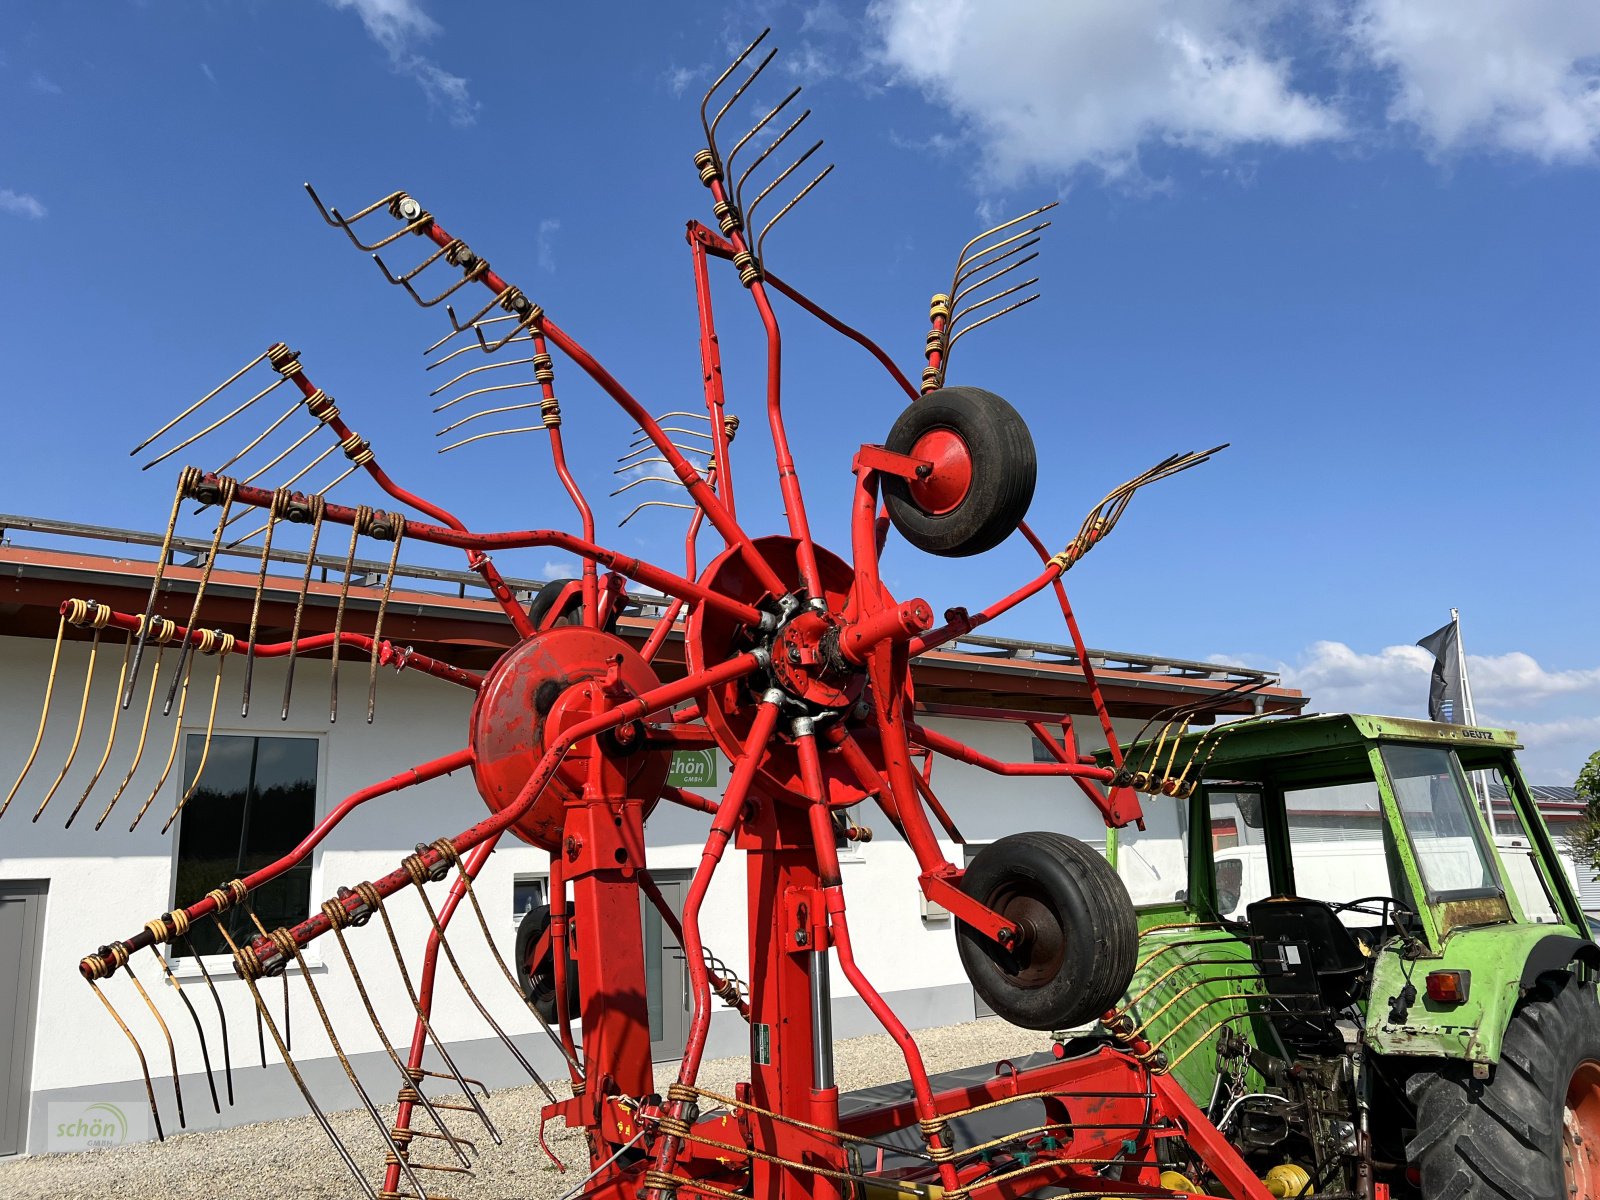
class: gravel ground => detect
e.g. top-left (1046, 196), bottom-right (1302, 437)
top-left (1, 1018), bottom-right (1046, 1200)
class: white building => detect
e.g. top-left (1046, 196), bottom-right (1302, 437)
top-left (0, 513), bottom-right (1303, 1157)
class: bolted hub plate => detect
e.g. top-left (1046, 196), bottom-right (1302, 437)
top-left (470, 625), bottom-right (670, 849)
top-left (686, 534), bottom-right (910, 807)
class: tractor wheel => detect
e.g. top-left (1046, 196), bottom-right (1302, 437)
top-left (514, 903), bottom-right (579, 1025)
top-left (882, 386), bottom-right (1036, 558)
top-left (1407, 971), bottom-right (1600, 1199)
top-left (955, 832), bottom-right (1137, 1030)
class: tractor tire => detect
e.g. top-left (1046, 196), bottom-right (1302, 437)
top-left (956, 832), bottom-right (1137, 1030)
top-left (527, 577), bottom-right (623, 634)
top-left (882, 386), bottom-right (1036, 558)
top-left (514, 903), bottom-right (579, 1026)
top-left (1407, 970), bottom-right (1600, 1199)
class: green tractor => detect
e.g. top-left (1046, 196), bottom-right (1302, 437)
top-left (1091, 713), bottom-right (1600, 1199)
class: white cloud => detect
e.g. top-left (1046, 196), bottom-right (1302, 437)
top-left (665, 65), bottom-right (700, 97)
top-left (201, 62), bottom-right (217, 85)
top-left (29, 71), bottom-right (61, 95)
top-left (1351, 0), bottom-right (1600, 163)
top-left (870, 0), bottom-right (1344, 184)
top-left (326, 0), bottom-right (479, 127)
top-left (541, 559), bottom-right (579, 579)
top-left (1267, 640), bottom-right (1600, 718)
top-left (0, 189), bottom-right (46, 220)
top-left (537, 218), bottom-right (560, 273)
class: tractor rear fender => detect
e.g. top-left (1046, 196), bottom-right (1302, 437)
top-left (1519, 933), bottom-right (1600, 989)
top-left (1366, 922), bottom-right (1593, 1068)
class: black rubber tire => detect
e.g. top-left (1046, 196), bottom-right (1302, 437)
top-left (514, 903), bottom-right (579, 1025)
top-left (1407, 970), bottom-right (1600, 1199)
top-left (527, 577), bottom-right (623, 634)
top-left (882, 386), bottom-right (1036, 558)
top-left (956, 832), bottom-right (1137, 1030)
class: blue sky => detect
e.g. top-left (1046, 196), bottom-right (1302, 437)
top-left (3, 1), bottom-right (1597, 781)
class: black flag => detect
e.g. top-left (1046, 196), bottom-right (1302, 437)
top-left (1417, 621), bottom-right (1464, 724)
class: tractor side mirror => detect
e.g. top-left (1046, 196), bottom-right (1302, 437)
top-left (1237, 793), bottom-right (1265, 829)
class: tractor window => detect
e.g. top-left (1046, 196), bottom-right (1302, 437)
top-left (1280, 780), bottom-right (1397, 916)
top-left (1113, 801), bottom-right (1189, 908)
top-left (1381, 745), bottom-right (1501, 900)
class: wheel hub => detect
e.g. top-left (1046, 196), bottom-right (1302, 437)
top-left (469, 625), bottom-right (671, 849)
top-left (1565, 1059), bottom-right (1600, 1199)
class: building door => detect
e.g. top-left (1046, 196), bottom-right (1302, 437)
top-left (642, 872), bottom-right (692, 1060)
top-left (0, 881), bottom-right (47, 1156)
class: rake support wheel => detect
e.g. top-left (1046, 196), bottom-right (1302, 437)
top-left (956, 831), bottom-right (1138, 1030)
top-left (883, 386), bottom-right (1037, 557)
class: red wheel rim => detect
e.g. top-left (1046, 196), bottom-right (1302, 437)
top-left (906, 427), bottom-right (973, 516)
top-left (1566, 1059), bottom-right (1600, 1198)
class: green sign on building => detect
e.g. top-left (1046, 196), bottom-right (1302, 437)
top-left (667, 749), bottom-right (719, 788)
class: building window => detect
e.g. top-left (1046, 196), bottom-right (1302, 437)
top-left (171, 734), bottom-right (319, 959)
top-left (512, 874), bottom-right (549, 930)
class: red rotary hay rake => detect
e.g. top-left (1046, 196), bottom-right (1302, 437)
top-left (5, 30), bottom-right (1283, 1200)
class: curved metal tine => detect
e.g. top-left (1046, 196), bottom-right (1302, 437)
top-left (950, 201), bottom-right (1059, 281)
top-left (131, 350), bottom-right (272, 457)
top-left (221, 440), bottom-right (340, 540)
top-left (433, 379), bottom-right (534, 414)
top-left (2, 611), bottom-right (66, 820)
top-left (951, 235), bottom-right (1043, 299)
top-left (620, 499), bottom-right (695, 527)
top-left (143, 377), bottom-right (288, 471)
top-left (627, 426), bottom-right (713, 448)
top-left (945, 293), bottom-right (1041, 350)
top-left (611, 475), bottom-right (679, 497)
top-left (630, 411), bottom-right (711, 433)
top-left (211, 920), bottom-right (379, 1199)
top-left (439, 425), bottom-right (541, 454)
top-left (726, 86), bottom-right (802, 185)
top-left (428, 334), bottom-right (534, 371)
top-left (757, 163), bottom-right (834, 265)
top-left (448, 289), bottom-right (520, 334)
top-left (708, 47), bottom-right (779, 156)
top-left (951, 223), bottom-right (1051, 296)
top-left (397, 258), bottom-right (487, 309)
top-left (366, 897), bottom-right (502, 1144)
top-left (951, 251), bottom-right (1039, 310)
top-left (429, 354), bottom-right (533, 395)
top-left (305, 185), bottom-right (432, 254)
top-left (735, 108), bottom-right (811, 217)
top-left (88, 980), bottom-right (166, 1140)
top-left (233, 421), bottom-right (333, 494)
top-left (701, 28), bottom-right (771, 147)
top-left (64, 631), bottom-right (132, 829)
top-left (473, 309), bottom-right (541, 355)
top-left (437, 401), bottom-right (543, 436)
top-left (615, 454), bottom-right (671, 471)
top-left (323, 922), bottom-right (472, 1168)
top-left (303, 183), bottom-right (402, 231)
top-left (745, 139), bottom-right (823, 230)
top-left (124, 961), bottom-right (185, 1128)
top-left (97, 643), bottom-right (166, 830)
top-left (154, 948), bottom-right (221, 1115)
top-left (950, 276), bottom-right (1041, 330)
top-left (202, 397), bottom-right (304, 495)
top-left (373, 238), bottom-right (457, 287)
top-left (32, 623), bottom-right (102, 822)
top-left (408, 879), bottom-right (557, 1103)
top-left (279, 937), bottom-right (436, 1200)
top-left (227, 462), bottom-right (354, 553)
top-left (181, 933), bottom-right (234, 1106)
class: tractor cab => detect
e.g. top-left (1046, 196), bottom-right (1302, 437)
top-left (1094, 713), bottom-right (1599, 1197)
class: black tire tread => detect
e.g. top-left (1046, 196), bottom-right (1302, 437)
top-left (1406, 971), bottom-right (1598, 1199)
top-left (882, 386), bottom-right (1036, 558)
top-left (957, 831), bottom-right (1137, 1030)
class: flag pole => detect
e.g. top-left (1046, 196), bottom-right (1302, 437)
top-left (1452, 607), bottom-right (1496, 827)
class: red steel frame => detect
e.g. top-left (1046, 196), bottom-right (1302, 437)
top-left (68, 139), bottom-right (1277, 1200)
